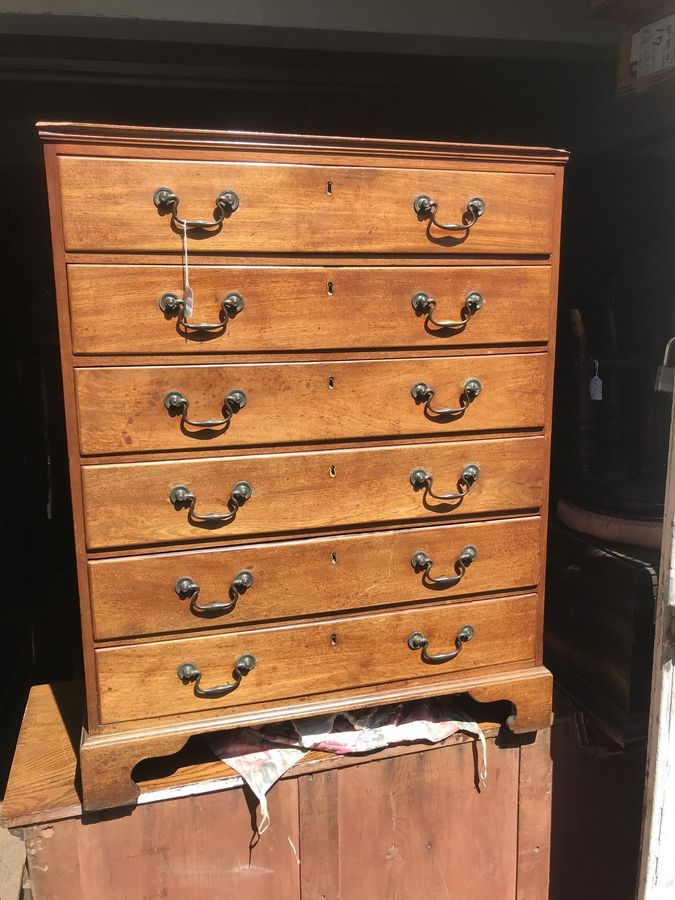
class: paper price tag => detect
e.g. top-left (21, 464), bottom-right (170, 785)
top-left (590, 359), bottom-right (603, 401)
top-left (590, 375), bottom-right (603, 400)
top-left (182, 222), bottom-right (193, 318)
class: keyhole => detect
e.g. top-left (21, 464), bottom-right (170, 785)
top-left (331, 551), bottom-right (338, 564)
top-left (326, 181), bottom-right (333, 194)
top-left (331, 633), bottom-right (337, 646)
top-left (329, 464), bottom-right (336, 477)
top-left (327, 281), bottom-right (334, 296)
top-left (328, 376), bottom-right (335, 390)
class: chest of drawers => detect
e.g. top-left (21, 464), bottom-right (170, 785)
top-left (39, 123), bottom-right (567, 811)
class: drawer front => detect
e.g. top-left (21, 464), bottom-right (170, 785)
top-left (81, 436), bottom-right (546, 550)
top-left (58, 156), bottom-right (555, 254)
top-left (75, 355), bottom-right (547, 455)
top-left (89, 516), bottom-right (542, 639)
top-left (95, 593), bottom-right (538, 723)
top-left (67, 265), bottom-right (552, 355)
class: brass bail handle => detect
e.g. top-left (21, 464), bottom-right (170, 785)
top-left (153, 187), bottom-right (240, 230)
top-left (175, 570), bottom-right (254, 616)
top-left (169, 481), bottom-right (252, 525)
top-left (177, 653), bottom-right (256, 698)
top-left (413, 195), bottom-right (486, 233)
top-left (410, 463), bottom-right (480, 501)
top-left (411, 545), bottom-right (477, 588)
top-left (411, 290), bottom-right (484, 330)
top-left (163, 388), bottom-right (247, 430)
top-left (407, 625), bottom-right (475, 664)
top-left (159, 291), bottom-right (245, 333)
top-left (411, 378), bottom-right (482, 417)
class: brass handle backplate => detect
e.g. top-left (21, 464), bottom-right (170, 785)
top-left (407, 625), bottom-right (475, 664)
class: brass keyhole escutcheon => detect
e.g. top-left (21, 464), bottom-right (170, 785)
top-left (329, 464), bottom-right (337, 478)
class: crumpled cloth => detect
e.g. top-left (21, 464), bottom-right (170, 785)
top-left (208, 698), bottom-right (487, 833)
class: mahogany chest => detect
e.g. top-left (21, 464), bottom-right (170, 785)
top-left (39, 123), bottom-right (567, 810)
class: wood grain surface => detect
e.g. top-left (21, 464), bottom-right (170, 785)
top-left (39, 126), bottom-right (564, 787)
top-left (81, 435), bottom-right (546, 550)
top-left (74, 353), bottom-right (547, 455)
top-left (333, 739), bottom-right (520, 899)
top-left (26, 781), bottom-right (302, 900)
top-left (1, 672), bottom-right (554, 824)
top-left (67, 264), bottom-right (552, 354)
top-left (88, 515), bottom-right (541, 639)
top-left (94, 593), bottom-right (537, 723)
top-left (58, 155), bottom-right (555, 254)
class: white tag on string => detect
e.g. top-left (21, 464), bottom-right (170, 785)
top-left (590, 358), bottom-right (603, 401)
top-left (182, 221), bottom-right (194, 319)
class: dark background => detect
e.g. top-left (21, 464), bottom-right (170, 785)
top-left (0, 30), bottom-right (673, 896)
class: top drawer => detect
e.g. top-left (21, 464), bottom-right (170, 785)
top-left (57, 157), bottom-right (556, 255)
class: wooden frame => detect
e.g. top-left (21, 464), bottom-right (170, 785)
top-left (637, 388), bottom-right (675, 898)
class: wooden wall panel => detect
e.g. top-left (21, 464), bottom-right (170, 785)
top-left (516, 730), bottom-right (552, 899)
top-left (334, 742), bottom-right (520, 900)
top-left (22, 734), bottom-right (556, 900)
top-left (26, 780), bottom-right (301, 900)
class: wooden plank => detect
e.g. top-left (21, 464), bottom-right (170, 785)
top-left (336, 739), bottom-right (520, 899)
top-left (25, 779), bottom-right (301, 900)
top-left (549, 719), bottom-right (646, 900)
top-left (1, 683), bottom-right (82, 826)
top-left (516, 729), bottom-right (552, 899)
top-left (637, 388), bottom-right (675, 899)
top-left (298, 770), bottom-right (341, 900)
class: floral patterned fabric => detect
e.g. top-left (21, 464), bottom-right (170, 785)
top-left (208, 699), bottom-right (487, 833)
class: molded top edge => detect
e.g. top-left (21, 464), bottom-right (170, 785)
top-left (36, 121), bottom-right (569, 164)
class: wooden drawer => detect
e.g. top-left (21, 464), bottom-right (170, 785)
top-left (75, 354), bottom-right (547, 455)
top-left (94, 593), bottom-right (538, 723)
top-left (67, 264), bottom-right (552, 355)
top-left (89, 516), bottom-right (541, 640)
top-left (58, 156), bottom-right (556, 255)
top-left (81, 436), bottom-right (545, 550)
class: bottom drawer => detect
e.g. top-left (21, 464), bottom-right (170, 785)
top-left (95, 593), bottom-right (537, 724)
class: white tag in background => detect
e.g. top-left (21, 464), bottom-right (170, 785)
top-left (182, 221), bottom-right (194, 319)
top-left (590, 358), bottom-right (603, 401)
